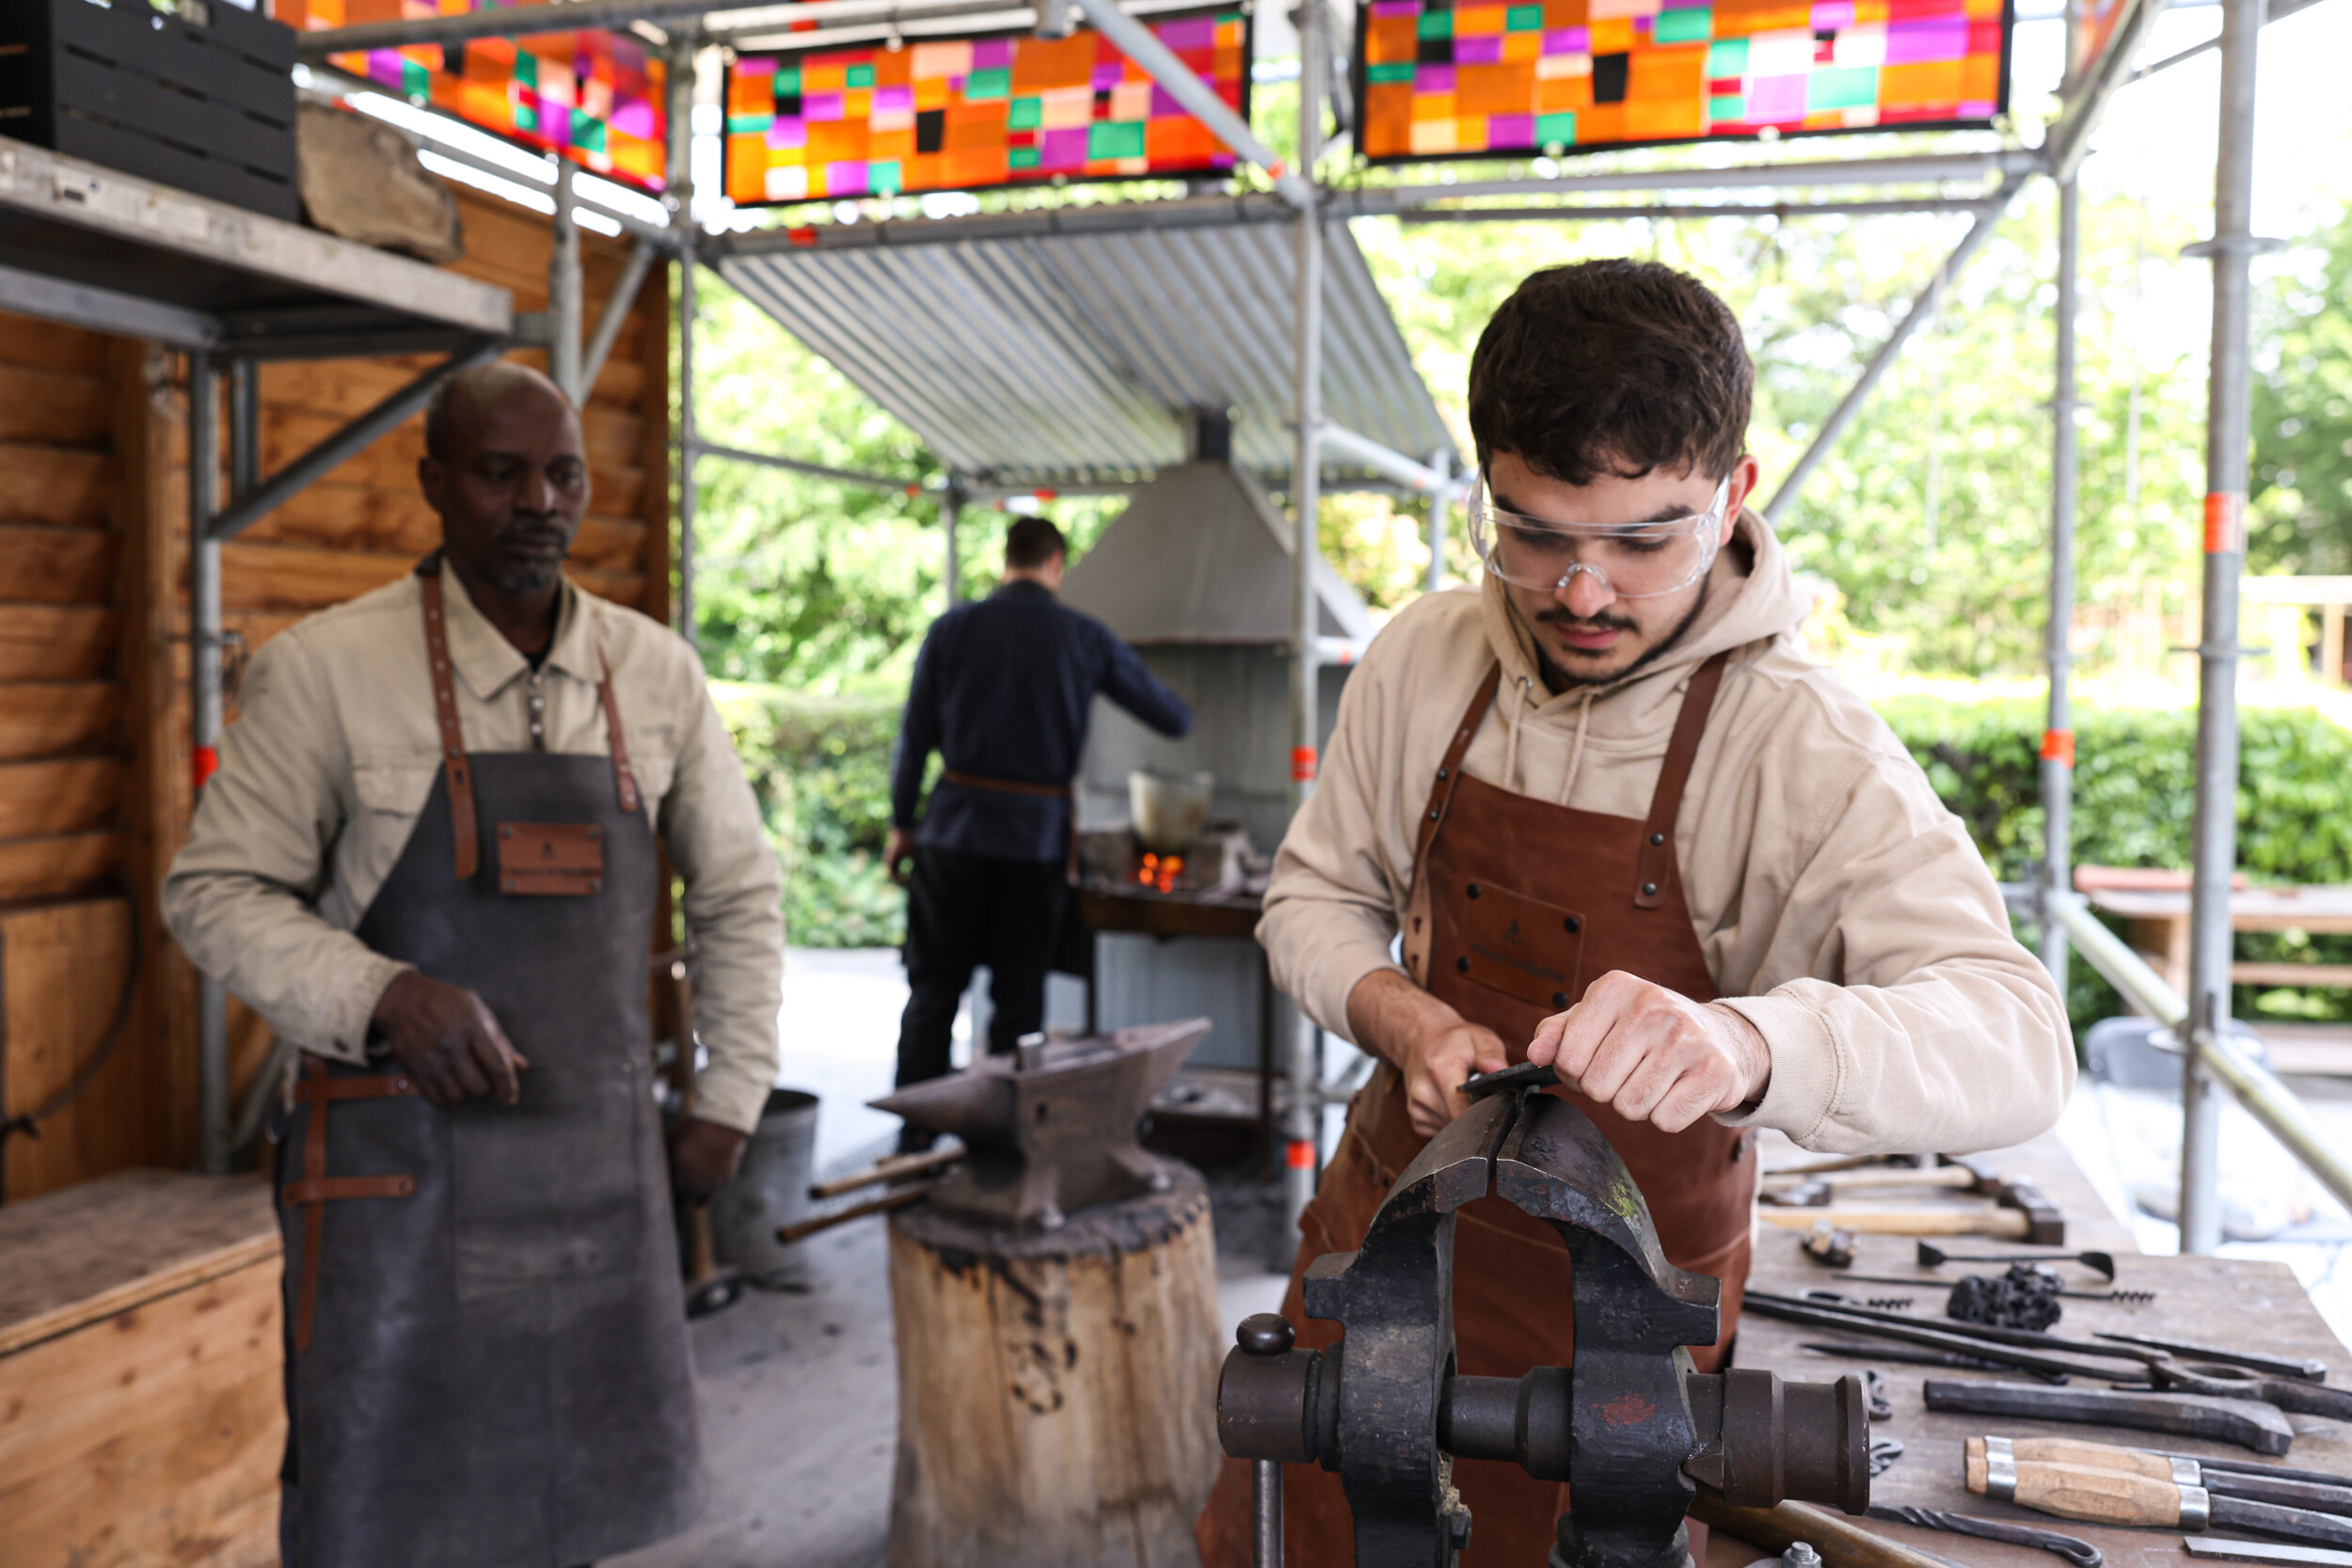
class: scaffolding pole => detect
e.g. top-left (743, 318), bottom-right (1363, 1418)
top-left (191, 353), bottom-right (229, 1175)
top-left (550, 159), bottom-right (584, 403)
top-left (670, 42), bottom-right (700, 647)
top-left (1284, 0), bottom-right (1328, 1248)
top-left (2042, 173), bottom-right (2081, 986)
top-left (942, 477), bottom-right (965, 608)
top-left (2179, 0), bottom-right (2265, 1256)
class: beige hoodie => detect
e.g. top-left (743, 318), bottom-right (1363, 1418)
top-left (1260, 510), bottom-right (2074, 1155)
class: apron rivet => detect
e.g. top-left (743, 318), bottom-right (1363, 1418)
top-left (501, 826), bottom-right (512, 838)
top-left (590, 879), bottom-right (602, 892)
top-left (1466, 883), bottom-right (1480, 899)
top-left (1564, 916), bottom-right (1581, 933)
top-left (1649, 832), bottom-right (1666, 847)
top-left (1552, 991), bottom-right (1568, 1007)
top-left (1428, 808), bottom-right (1440, 821)
top-left (1436, 766), bottom-right (1448, 780)
top-left (1642, 880), bottom-right (1659, 896)
top-left (1455, 957), bottom-right (1470, 974)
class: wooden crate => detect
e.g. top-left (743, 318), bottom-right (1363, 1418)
top-left (0, 1167), bottom-right (283, 1568)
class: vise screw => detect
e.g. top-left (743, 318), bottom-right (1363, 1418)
top-left (1217, 1090), bottom-right (1869, 1568)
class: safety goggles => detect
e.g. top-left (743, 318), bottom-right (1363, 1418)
top-left (1469, 474), bottom-right (1730, 599)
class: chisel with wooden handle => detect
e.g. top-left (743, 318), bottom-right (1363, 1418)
top-left (1974, 1438), bottom-right (2352, 1515)
top-left (1963, 1449), bottom-right (2352, 1549)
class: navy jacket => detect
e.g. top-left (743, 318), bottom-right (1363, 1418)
top-left (891, 580), bottom-right (1194, 863)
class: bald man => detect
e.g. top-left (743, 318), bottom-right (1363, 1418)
top-left (164, 364), bottom-right (785, 1568)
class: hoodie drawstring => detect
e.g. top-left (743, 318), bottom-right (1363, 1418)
top-left (1559, 689), bottom-right (1596, 805)
top-left (1502, 674), bottom-right (1531, 794)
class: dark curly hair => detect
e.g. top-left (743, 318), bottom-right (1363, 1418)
top-left (1005, 515), bottom-right (1067, 569)
top-left (1467, 260), bottom-right (1753, 485)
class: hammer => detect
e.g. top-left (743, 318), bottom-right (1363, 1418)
top-left (1757, 1157), bottom-right (2064, 1245)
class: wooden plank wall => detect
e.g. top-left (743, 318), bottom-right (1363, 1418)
top-left (0, 178), bottom-right (674, 1201)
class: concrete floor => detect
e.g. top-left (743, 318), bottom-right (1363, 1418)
top-left (612, 948), bottom-right (1291, 1568)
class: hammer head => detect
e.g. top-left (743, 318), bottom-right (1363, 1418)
top-left (1760, 1179), bottom-right (1834, 1208)
top-left (1936, 1157), bottom-right (2065, 1244)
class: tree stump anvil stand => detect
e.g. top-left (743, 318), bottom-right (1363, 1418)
top-left (887, 1158), bottom-right (1223, 1568)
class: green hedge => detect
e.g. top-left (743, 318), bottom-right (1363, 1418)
top-left (1876, 692), bottom-right (2352, 1029)
top-left (730, 677), bottom-right (2352, 1037)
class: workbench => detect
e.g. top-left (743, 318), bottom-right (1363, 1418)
top-left (1717, 1133), bottom-right (2352, 1568)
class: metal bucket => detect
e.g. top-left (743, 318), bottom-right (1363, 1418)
top-left (1129, 768), bottom-right (1215, 852)
top-left (708, 1087), bottom-right (819, 1287)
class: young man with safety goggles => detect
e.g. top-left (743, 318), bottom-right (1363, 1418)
top-left (1196, 261), bottom-right (2073, 1568)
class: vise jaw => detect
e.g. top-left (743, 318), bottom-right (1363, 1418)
top-left (1217, 1090), bottom-right (1868, 1568)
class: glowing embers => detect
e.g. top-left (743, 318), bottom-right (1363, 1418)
top-left (1136, 852), bottom-right (1186, 895)
top-left (723, 7), bottom-right (1251, 204)
top-left (1355, 0), bottom-right (2010, 163)
top-left (279, 0), bottom-right (669, 191)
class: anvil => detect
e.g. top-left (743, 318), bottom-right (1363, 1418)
top-left (869, 1017), bottom-right (1210, 1231)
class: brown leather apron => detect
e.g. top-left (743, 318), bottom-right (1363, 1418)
top-left (1199, 652), bottom-right (1756, 1568)
top-left (272, 562), bottom-right (699, 1568)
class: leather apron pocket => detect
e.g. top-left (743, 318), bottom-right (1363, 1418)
top-left (451, 1060), bottom-right (647, 1297)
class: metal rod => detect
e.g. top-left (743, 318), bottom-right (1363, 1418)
top-left (670, 40), bottom-right (699, 648)
top-left (1763, 178), bottom-right (2023, 524)
top-left (2045, 892), bottom-right (2352, 1221)
top-left (297, 0), bottom-right (997, 55)
top-left (1398, 196), bottom-right (2000, 224)
top-left (2047, 0), bottom-right (2175, 179)
top-left (942, 477), bottom-right (964, 608)
top-left (1425, 484), bottom-right (1445, 594)
top-left (1284, 0), bottom-right (1327, 1246)
top-left (2042, 173), bottom-right (2081, 986)
top-left (1356, 150), bottom-right (2043, 209)
top-left (1252, 1458), bottom-right (1285, 1568)
top-left (230, 1035), bottom-right (294, 1160)
top-left (229, 359), bottom-right (261, 497)
top-left (1065, 0), bottom-right (1311, 208)
top-left (549, 159), bottom-right (584, 403)
top-left (1319, 423), bottom-right (1454, 494)
top-left (210, 343), bottom-right (504, 541)
top-left (2133, 0), bottom-right (2322, 80)
top-left (688, 437), bottom-right (916, 491)
top-left (2180, 0), bottom-right (2264, 1257)
top-left (190, 351), bottom-right (229, 1177)
top-left (582, 238), bottom-right (660, 401)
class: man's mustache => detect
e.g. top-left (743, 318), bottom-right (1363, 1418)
top-left (1535, 607), bottom-right (1639, 634)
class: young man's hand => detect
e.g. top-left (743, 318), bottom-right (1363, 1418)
top-left (1524, 971), bottom-right (1771, 1132)
top-left (668, 1118), bottom-right (748, 1203)
top-left (1346, 969), bottom-right (1511, 1138)
top-left (883, 827), bottom-right (915, 887)
top-left (372, 969), bottom-right (530, 1107)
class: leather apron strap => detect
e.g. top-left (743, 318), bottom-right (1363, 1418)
top-left (283, 1056), bottom-right (418, 1354)
top-left (1633, 650), bottom-right (1731, 910)
top-left (418, 562), bottom-right (644, 883)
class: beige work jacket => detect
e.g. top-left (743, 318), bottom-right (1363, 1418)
top-left (1261, 510), bottom-right (2074, 1156)
top-left (162, 566), bottom-right (786, 1134)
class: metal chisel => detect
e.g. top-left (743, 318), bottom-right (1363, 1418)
top-left (1964, 1450), bottom-right (2352, 1549)
top-left (2185, 1538), bottom-right (2352, 1568)
top-left (1976, 1438), bottom-right (2352, 1516)
top-left (1923, 1379), bottom-right (2296, 1455)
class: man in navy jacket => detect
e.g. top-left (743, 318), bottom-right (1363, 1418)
top-left (885, 516), bottom-right (1192, 1114)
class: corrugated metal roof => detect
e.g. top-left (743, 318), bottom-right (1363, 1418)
top-left (713, 212), bottom-right (1456, 486)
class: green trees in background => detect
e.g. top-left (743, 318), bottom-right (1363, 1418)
top-left (687, 191), bottom-right (2352, 951)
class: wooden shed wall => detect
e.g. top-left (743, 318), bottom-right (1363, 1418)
top-left (0, 180), bottom-right (675, 1202)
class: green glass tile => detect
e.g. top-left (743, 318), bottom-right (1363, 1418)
top-left (1654, 8), bottom-right (1710, 42)
top-left (1708, 92), bottom-right (1743, 118)
top-left (1416, 8), bottom-right (1454, 37)
top-left (725, 113), bottom-right (775, 135)
top-left (774, 67), bottom-right (802, 96)
top-left (1535, 110), bottom-right (1577, 145)
top-left (1009, 94), bottom-right (1043, 129)
top-left (401, 59), bottom-right (430, 99)
top-left (1805, 64), bottom-right (1878, 110)
top-left (1705, 37), bottom-right (1746, 73)
top-left (1009, 146), bottom-right (1041, 168)
top-left (571, 111), bottom-right (607, 153)
top-left (846, 63), bottom-right (875, 87)
top-left (1505, 4), bottom-right (1544, 28)
top-left (1089, 119), bottom-right (1147, 159)
top-left (516, 104), bottom-right (538, 132)
top-left (1367, 60), bottom-right (1417, 83)
top-left (869, 160), bottom-right (903, 192)
top-left (516, 51), bottom-right (537, 87)
top-left (964, 66), bottom-right (1011, 99)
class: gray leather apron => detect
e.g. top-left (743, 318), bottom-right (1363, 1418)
top-left (274, 561), bottom-right (699, 1568)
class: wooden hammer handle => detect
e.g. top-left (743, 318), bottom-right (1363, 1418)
top-left (1758, 1208), bottom-right (2033, 1239)
top-left (1692, 1498), bottom-right (1953, 1568)
top-left (2008, 1438), bottom-right (2178, 1481)
top-left (1966, 1459), bottom-right (2186, 1528)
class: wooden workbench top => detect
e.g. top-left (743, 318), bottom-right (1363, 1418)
top-left (1727, 1136), bottom-right (2350, 1568)
top-left (0, 1167), bottom-right (277, 1357)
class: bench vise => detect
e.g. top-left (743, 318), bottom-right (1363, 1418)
top-left (1217, 1089), bottom-right (1869, 1568)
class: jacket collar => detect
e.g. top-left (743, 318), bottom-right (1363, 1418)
top-left (433, 560), bottom-right (596, 701)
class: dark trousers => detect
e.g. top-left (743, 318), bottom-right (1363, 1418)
top-left (895, 847), bottom-right (1069, 1097)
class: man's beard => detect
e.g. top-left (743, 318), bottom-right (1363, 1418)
top-left (1532, 575), bottom-right (1712, 693)
top-left (486, 523), bottom-right (570, 594)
